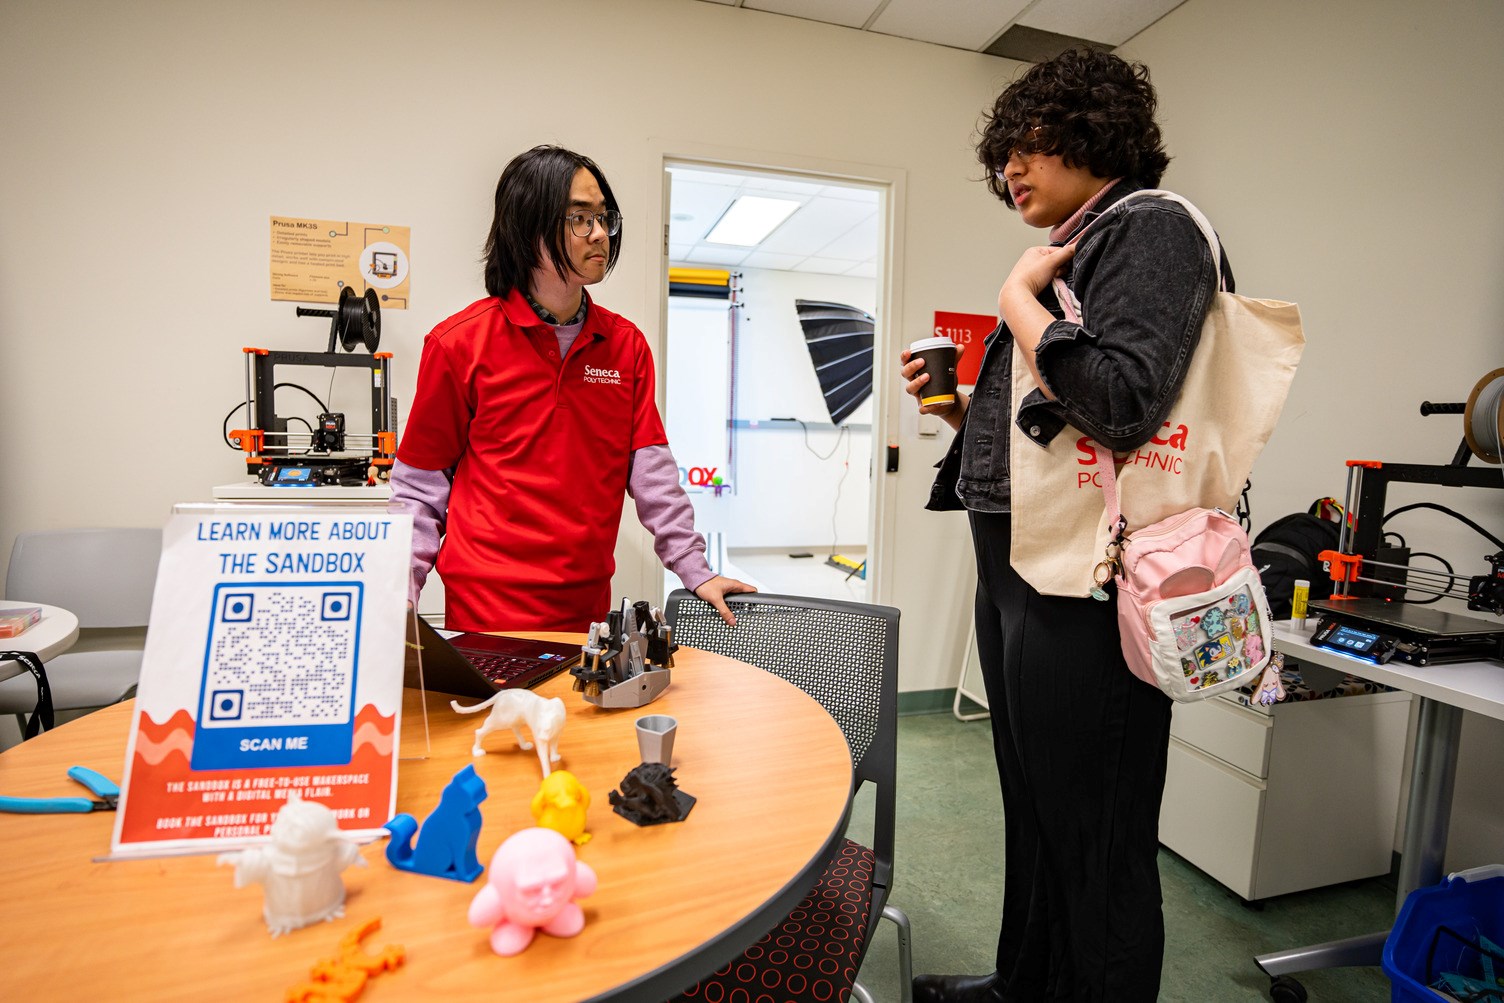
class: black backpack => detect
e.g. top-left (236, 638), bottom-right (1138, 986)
top-left (1253, 511), bottom-right (1341, 618)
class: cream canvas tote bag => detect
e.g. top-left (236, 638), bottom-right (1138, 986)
top-left (1008, 191), bottom-right (1305, 598)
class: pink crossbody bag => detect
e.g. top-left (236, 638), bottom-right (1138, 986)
top-left (1092, 456), bottom-right (1276, 701)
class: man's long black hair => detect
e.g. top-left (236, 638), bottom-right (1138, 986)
top-left (482, 145), bottom-right (622, 298)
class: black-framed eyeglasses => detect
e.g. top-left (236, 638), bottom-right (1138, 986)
top-left (562, 210), bottom-right (622, 237)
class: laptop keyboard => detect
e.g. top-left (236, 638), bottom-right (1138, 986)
top-left (460, 652), bottom-right (548, 685)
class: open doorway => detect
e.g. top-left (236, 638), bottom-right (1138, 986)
top-left (660, 163), bottom-right (884, 604)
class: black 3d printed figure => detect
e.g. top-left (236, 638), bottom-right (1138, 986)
top-left (609, 762), bottom-right (694, 826)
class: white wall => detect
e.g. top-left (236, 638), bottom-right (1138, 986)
top-left (1123, 0), bottom-right (1504, 870)
top-left (665, 267), bottom-right (876, 552)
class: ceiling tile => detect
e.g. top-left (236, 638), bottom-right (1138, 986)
top-left (743, 0), bottom-right (884, 29)
top-left (756, 197), bottom-right (875, 255)
top-left (1019, 0), bottom-right (1186, 47)
top-left (791, 256), bottom-right (861, 275)
top-left (667, 180), bottom-right (739, 244)
top-left (869, 0), bottom-right (1030, 51)
top-left (669, 244), bottom-right (693, 259)
top-left (812, 212), bottom-right (879, 261)
top-left (741, 176), bottom-right (827, 197)
top-left (819, 184), bottom-right (880, 202)
top-left (844, 261), bottom-right (879, 278)
top-left (685, 245), bottom-right (752, 266)
top-left (669, 165), bottom-right (749, 185)
top-left (742, 250), bottom-right (809, 270)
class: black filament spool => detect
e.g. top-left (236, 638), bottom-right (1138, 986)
top-left (295, 287), bottom-right (380, 352)
top-left (334, 286), bottom-right (382, 352)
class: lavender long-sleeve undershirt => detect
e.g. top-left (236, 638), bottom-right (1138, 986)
top-left (387, 444), bottom-right (714, 605)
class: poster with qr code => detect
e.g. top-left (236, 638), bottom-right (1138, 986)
top-left (111, 507), bottom-right (412, 858)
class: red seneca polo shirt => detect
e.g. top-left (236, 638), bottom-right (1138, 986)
top-left (397, 289), bottom-right (668, 632)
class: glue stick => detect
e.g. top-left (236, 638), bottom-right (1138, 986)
top-left (1291, 579), bottom-right (1310, 630)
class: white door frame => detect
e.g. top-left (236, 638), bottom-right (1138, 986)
top-left (639, 140), bottom-right (907, 608)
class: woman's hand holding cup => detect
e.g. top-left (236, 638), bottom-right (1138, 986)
top-left (901, 339), bottom-right (969, 429)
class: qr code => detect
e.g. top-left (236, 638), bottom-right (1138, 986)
top-left (198, 583), bottom-right (363, 729)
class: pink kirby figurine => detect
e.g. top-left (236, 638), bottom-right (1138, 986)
top-left (468, 827), bottom-right (597, 956)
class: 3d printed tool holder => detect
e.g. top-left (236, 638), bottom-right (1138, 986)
top-left (571, 599), bottom-right (677, 710)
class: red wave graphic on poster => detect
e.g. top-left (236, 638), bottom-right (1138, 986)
top-left (135, 730), bottom-right (195, 765)
top-left (352, 721), bottom-right (394, 757)
top-left (132, 708), bottom-right (195, 764)
top-left (117, 705), bottom-right (397, 847)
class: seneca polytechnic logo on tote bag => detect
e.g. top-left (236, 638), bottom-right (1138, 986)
top-left (1073, 423), bottom-right (1191, 486)
top-left (1008, 191), bottom-right (1306, 601)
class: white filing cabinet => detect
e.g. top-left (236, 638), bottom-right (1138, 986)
top-left (1158, 662), bottom-right (1411, 901)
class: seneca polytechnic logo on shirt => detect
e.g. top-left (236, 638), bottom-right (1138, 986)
top-left (583, 365), bottom-right (622, 386)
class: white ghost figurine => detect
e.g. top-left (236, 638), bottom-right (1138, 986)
top-left (218, 791), bottom-right (366, 936)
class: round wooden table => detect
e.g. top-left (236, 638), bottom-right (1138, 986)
top-left (0, 638), bottom-right (854, 1001)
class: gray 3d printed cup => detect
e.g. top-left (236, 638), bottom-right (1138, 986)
top-left (635, 714), bottom-right (678, 765)
top-left (908, 336), bottom-right (959, 411)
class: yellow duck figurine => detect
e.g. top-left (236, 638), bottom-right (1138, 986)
top-left (530, 770), bottom-right (591, 845)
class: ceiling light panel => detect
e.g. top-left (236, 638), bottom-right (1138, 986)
top-left (870, 0), bottom-right (1031, 50)
top-left (1018, 0), bottom-right (1187, 46)
top-left (743, 0), bottom-right (885, 29)
top-left (705, 195), bottom-right (803, 246)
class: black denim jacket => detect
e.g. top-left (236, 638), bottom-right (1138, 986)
top-left (927, 184), bottom-right (1235, 512)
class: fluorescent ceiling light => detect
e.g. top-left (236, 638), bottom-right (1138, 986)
top-left (705, 195), bottom-right (801, 247)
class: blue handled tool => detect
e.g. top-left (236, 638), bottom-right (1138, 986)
top-left (0, 766), bottom-right (120, 813)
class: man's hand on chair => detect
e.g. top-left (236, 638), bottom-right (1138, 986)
top-left (694, 575), bottom-right (757, 626)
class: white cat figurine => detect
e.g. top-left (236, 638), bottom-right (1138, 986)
top-left (451, 690), bottom-right (567, 777)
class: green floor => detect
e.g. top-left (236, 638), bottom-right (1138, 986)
top-left (848, 711), bottom-right (1394, 1002)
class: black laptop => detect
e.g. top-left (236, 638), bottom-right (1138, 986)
top-left (404, 615), bottom-right (582, 698)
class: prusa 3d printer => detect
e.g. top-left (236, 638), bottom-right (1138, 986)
top-left (228, 287), bottom-right (397, 487)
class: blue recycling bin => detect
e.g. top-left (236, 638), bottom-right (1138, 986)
top-left (1383, 867), bottom-right (1504, 1002)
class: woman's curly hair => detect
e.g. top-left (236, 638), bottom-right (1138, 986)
top-left (978, 48), bottom-right (1170, 207)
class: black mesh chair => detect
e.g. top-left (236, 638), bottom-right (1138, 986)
top-left (665, 589), bottom-right (913, 1003)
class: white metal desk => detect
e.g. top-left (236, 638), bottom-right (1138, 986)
top-left (210, 482), bottom-right (391, 503)
top-left (0, 601), bottom-right (80, 684)
top-left (1255, 620), bottom-right (1504, 986)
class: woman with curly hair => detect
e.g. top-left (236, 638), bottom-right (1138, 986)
top-left (900, 48), bottom-right (1232, 1001)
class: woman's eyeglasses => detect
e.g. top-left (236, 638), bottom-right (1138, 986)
top-left (563, 210), bottom-right (622, 237)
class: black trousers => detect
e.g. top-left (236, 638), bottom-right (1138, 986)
top-left (970, 511), bottom-right (1172, 1003)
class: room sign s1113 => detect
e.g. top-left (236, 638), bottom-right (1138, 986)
top-left (932, 311), bottom-right (995, 388)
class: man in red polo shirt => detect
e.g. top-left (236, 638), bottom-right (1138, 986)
top-left (391, 146), bottom-right (753, 632)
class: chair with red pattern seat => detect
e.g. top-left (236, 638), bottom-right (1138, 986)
top-left (665, 590), bottom-right (912, 1003)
